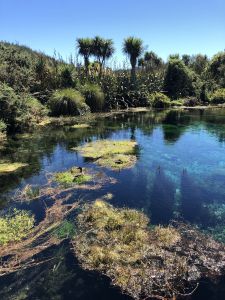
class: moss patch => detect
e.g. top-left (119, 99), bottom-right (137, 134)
top-left (73, 200), bottom-right (225, 299)
top-left (0, 209), bottom-right (34, 245)
top-left (0, 162), bottom-right (28, 174)
top-left (54, 167), bottom-right (92, 187)
top-left (153, 225), bottom-right (181, 247)
top-left (75, 140), bottom-right (137, 158)
top-left (74, 140), bottom-right (137, 170)
top-left (71, 123), bottom-right (91, 129)
top-left (97, 154), bottom-right (137, 170)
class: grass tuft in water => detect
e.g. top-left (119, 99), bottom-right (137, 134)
top-left (54, 167), bottom-right (92, 187)
top-left (22, 185), bottom-right (40, 200)
top-left (0, 209), bottom-right (34, 245)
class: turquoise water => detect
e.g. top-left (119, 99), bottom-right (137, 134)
top-left (0, 108), bottom-right (225, 299)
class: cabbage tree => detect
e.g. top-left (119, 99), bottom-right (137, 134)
top-left (76, 38), bottom-right (93, 76)
top-left (123, 37), bottom-right (143, 79)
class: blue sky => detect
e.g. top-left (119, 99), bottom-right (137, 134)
top-left (0, 0), bottom-right (225, 64)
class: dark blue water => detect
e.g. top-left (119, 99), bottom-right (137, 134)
top-left (0, 108), bottom-right (225, 299)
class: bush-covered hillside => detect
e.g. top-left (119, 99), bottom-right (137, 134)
top-left (1, 40), bottom-right (225, 134)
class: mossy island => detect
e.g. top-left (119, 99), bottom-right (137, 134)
top-left (74, 140), bottom-right (138, 170)
top-left (73, 200), bottom-right (225, 300)
top-left (54, 167), bottom-right (92, 187)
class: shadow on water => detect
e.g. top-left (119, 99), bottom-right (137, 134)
top-left (0, 242), bottom-right (132, 300)
top-left (180, 170), bottom-right (204, 223)
top-left (150, 169), bottom-right (175, 224)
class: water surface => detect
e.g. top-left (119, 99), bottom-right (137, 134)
top-left (0, 108), bottom-right (225, 299)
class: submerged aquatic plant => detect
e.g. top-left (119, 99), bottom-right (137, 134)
top-left (54, 167), bottom-right (92, 187)
top-left (0, 192), bottom-right (79, 276)
top-left (73, 200), bottom-right (225, 300)
top-left (22, 185), bottom-right (40, 200)
top-left (0, 209), bottom-right (34, 245)
top-left (74, 140), bottom-right (137, 170)
top-left (54, 220), bottom-right (76, 239)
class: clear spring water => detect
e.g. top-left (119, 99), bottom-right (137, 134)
top-left (0, 108), bottom-right (225, 299)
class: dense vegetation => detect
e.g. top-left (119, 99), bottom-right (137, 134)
top-left (0, 39), bottom-right (225, 134)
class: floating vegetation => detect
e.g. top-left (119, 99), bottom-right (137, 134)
top-left (75, 140), bottom-right (137, 158)
top-left (71, 123), bottom-right (91, 129)
top-left (0, 192), bottom-right (79, 276)
top-left (97, 154), bottom-right (137, 170)
top-left (22, 184), bottom-right (40, 200)
top-left (14, 170), bottom-right (117, 204)
top-left (14, 185), bottom-right (56, 203)
top-left (73, 200), bottom-right (225, 300)
top-left (0, 209), bottom-right (34, 246)
top-left (74, 140), bottom-right (137, 170)
top-left (102, 192), bottom-right (114, 201)
top-left (54, 167), bottom-right (92, 187)
top-left (0, 162), bottom-right (28, 174)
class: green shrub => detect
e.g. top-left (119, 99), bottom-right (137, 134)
top-left (0, 119), bottom-right (6, 135)
top-left (210, 89), bottom-right (225, 104)
top-left (82, 84), bottom-right (105, 112)
top-left (208, 52), bottom-right (225, 88)
top-left (0, 83), bottom-right (19, 130)
top-left (0, 83), bottom-right (46, 132)
top-left (170, 100), bottom-right (184, 107)
top-left (182, 97), bottom-right (200, 107)
top-left (24, 95), bottom-right (47, 115)
top-left (147, 92), bottom-right (171, 108)
top-left (48, 88), bottom-right (90, 116)
top-left (59, 66), bottom-right (75, 88)
top-left (163, 58), bottom-right (195, 99)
